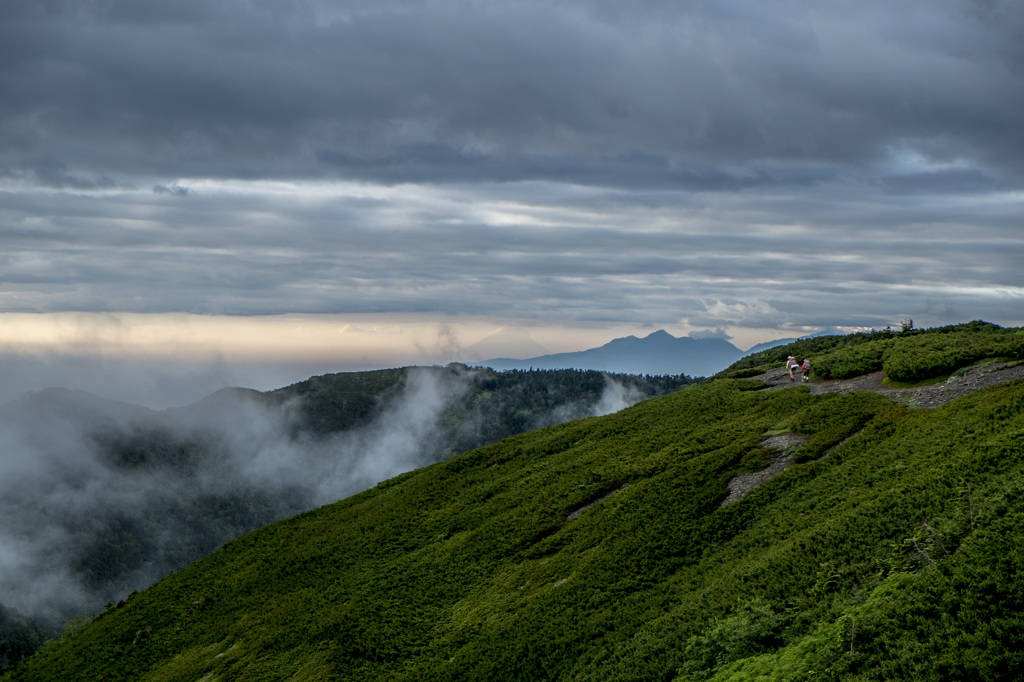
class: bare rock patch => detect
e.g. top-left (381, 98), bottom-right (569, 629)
top-left (752, 361), bottom-right (1024, 409)
top-left (566, 484), bottom-right (631, 521)
top-left (721, 432), bottom-right (808, 507)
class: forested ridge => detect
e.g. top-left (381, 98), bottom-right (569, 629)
top-left (277, 364), bottom-right (694, 457)
top-left (8, 322), bottom-right (1024, 679)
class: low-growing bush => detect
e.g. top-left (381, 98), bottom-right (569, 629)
top-left (882, 327), bottom-right (1024, 383)
top-left (811, 339), bottom-right (894, 380)
top-left (726, 367), bottom-right (772, 379)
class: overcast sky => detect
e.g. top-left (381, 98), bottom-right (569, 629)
top-left (2, 0), bottom-right (1023, 402)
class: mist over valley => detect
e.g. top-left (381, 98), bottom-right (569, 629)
top-left (0, 361), bottom-right (694, 665)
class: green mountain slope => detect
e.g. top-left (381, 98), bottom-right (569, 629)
top-left (0, 366), bottom-right (693, 670)
top-left (10, 325), bottom-right (1024, 680)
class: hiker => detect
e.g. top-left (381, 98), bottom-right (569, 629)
top-left (787, 356), bottom-right (798, 381)
top-left (802, 359), bottom-right (811, 382)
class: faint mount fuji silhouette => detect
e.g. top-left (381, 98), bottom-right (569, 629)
top-left (460, 327), bottom-right (551, 362)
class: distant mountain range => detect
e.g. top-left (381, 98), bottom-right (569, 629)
top-left (472, 329), bottom-right (745, 377)
top-left (743, 327), bottom-right (845, 355)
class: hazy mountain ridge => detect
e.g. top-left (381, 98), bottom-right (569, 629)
top-left (476, 329), bottom-right (745, 377)
top-left (10, 322), bottom-right (1024, 680)
top-left (0, 365), bottom-right (693, 669)
top-left (742, 327), bottom-right (846, 355)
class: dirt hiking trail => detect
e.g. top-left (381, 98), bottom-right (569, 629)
top-left (753, 360), bottom-right (1024, 408)
top-left (721, 361), bottom-right (1024, 506)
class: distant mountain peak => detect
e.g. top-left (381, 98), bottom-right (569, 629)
top-left (471, 329), bottom-right (743, 377)
top-left (461, 327), bottom-right (551, 362)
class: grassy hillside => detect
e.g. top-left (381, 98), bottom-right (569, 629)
top-left (0, 366), bottom-right (693, 671)
top-left (722, 320), bottom-right (1023, 385)
top-left (10, 324), bottom-right (1024, 680)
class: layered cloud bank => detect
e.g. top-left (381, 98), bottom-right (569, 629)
top-left (1, 0), bottom-right (1022, 359)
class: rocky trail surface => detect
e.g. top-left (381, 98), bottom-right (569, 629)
top-left (755, 361), bottom-right (1024, 408)
top-left (722, 360), bottom-right (1024, 506)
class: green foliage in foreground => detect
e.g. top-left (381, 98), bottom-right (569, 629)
top-left (880, 326), bottom-right (1024, 383)
top-left (12, 358), bottom-right (1024, 680)
top-left (723, 321), bottom-right (1024, 385)
top-left (812, 322), bottom-right (1024, 383)
top-left (720, 328), bottom-right (903, 377)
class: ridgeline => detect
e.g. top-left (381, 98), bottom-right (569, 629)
top-left (9, 322), bottom-right (1024, 680)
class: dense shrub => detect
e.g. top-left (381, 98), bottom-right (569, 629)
top-left (722, 321), bottom-right (1022, 384)
top-left (810, 339), bottom-right (894, 380)
top-left (882, 328), bottom-right (1024, 383)
top-left (720, 330), bottom-right (899, 377)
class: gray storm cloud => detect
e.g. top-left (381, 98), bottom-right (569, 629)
top-left (0, 0), bottom-right (1022, 339)
top-left (1, 0), bottom-right (1022, 183)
